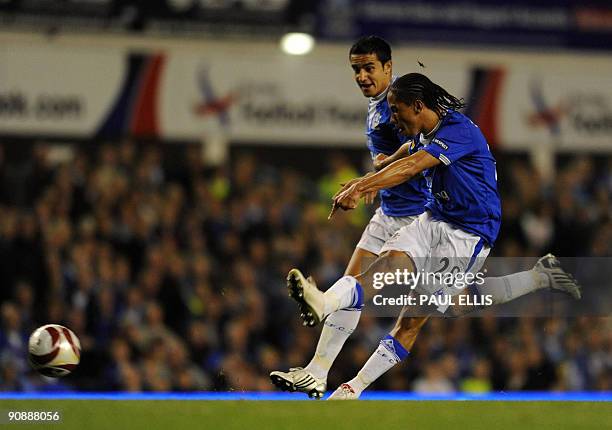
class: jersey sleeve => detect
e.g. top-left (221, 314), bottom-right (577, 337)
top-left (422, 123), bottom-right (474, 166)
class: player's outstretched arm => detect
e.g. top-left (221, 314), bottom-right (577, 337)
top-left (333, 150), bottom-right (439, 213)
top-left (332, 171), bottom-right (375, 200)
top-left (373, 140), bottom-right (413, 171)
top-left (358, 149), bottom-right (439, 192)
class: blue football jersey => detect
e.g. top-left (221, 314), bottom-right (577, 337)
top-left (366, 88), bottom-right (429, 217)
top-left (419, 110), bottom-right (501, 246)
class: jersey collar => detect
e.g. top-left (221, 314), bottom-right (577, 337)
top-left (423, 118), bottom-right (443, 139)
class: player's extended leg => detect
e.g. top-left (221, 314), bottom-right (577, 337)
top-left (445, 253), bottom-right (581, 318)
top-left (269, 247), bottom-right (376, 398)
top-left (302, 248), bottom-right (376, 378)
top-left (290, 252), bottom-right (583, 399)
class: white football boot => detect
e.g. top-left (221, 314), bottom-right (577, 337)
top-left (534, 254), bottom-right (582, 299)
top-left (269, 367), bottom-right (326, 399)
top-left (328, 383), bottom-right (360, 400)
top-left (286, 269), bottom-right (326, 327)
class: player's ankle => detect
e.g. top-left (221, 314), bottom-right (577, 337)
top-left (304, 362), bottom-right (328, 381)
top-left (345, 376), bottom-right (367, 396)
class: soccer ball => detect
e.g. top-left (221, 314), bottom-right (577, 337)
top-left (28, 324), bottom-right (81, 377)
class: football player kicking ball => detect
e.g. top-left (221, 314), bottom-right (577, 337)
top-left (269, 36), bottom-right (431, 399)
top-left (280, 73), bottom-right (581, 400)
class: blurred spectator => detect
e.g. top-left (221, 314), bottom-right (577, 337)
top-left (413, 360), bottom-right (455, 394)
top-left (461, 358), bottom-right (492, 393)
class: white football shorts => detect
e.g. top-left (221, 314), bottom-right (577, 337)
top-left (380, 211), bottom-right (490, 307)
top-left (356, 207), bottom-right (420, 255)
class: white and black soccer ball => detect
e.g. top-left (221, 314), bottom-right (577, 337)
top-left (28, 324), bottom-right (81, 377)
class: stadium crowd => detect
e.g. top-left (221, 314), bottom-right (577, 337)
top-left (0, 141), bottom-right (610, 393)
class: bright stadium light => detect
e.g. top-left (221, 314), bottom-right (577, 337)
top-left (280, 33), bottom-right (315, 56)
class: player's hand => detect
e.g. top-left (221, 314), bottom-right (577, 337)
top-left (329, 177), bottom-right (363, 219)
top-left (329, 173), bottom-right (374, 219)
top-left (373, 153), bottom-right (389, 171)
top-left (334, 183), bottom-right (362, 212)
top-left (332, 177), bottom-right (360, 201)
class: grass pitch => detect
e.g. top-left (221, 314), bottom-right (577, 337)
top-left (1, 400), bottom-right (609, 430)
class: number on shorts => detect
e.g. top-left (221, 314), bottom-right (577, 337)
top-left (434, 257), bottom-right (460, 274)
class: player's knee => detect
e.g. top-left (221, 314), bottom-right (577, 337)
top-left (381, 249), bottom-right (410, 261)
top-left (376, 250), bottom-right (412, 272)
top-left (345, 248), bottom-right (377, 277)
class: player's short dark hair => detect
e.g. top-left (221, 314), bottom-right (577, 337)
top-left (349, 36), bottom-right (392, 65)
top-left (390, 73), bottom-right (466, 116)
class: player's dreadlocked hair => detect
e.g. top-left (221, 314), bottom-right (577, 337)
top-left (390, 73), bottom-right (466, 116)
top-left (349, 35), bottom-right (392, 65)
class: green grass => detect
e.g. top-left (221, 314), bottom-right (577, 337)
top-left (0, 401), bottom-right (610, 430)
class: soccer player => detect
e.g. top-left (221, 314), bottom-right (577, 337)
top-left (269, 36), bottom-right (431, 398)
top-left (285, 73), bottom-right (581, 399)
